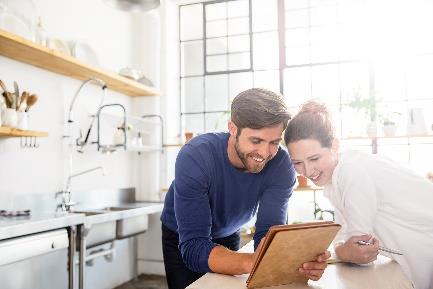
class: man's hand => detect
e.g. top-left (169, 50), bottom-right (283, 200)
top-left (298, 251), bottom-right (330, 281)
top-left (208, 238), bottom-right (266, 275)
top-left (335, 235), bottom-right (379, 264)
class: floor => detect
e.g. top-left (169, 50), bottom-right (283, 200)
top-left (114, 274), bottom-right (168, 289)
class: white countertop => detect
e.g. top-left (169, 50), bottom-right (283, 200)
top-left (0, 212), bottom-right (84, 240)
top-left (187, 241), bottom-right (412, 289)
top-left (0, 202), bottom-right (163, 240)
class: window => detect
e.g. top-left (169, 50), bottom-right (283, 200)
top-left (179, 0), bottom-right (280, 133)
top-left (179, 0), bottom-right (433, 174)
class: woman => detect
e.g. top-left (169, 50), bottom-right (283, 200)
top-left (284, 101), bottom-right (433, 289)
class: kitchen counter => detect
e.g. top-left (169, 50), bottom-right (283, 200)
top-left (0, 211), bottom-right (85, 241)
top-left (76, 202), bottom-right (163, 228)
top-left (0, 188), bottom-right (163, 289)
top-left (187, 241), bottom-right (412, 289)
top-left (0, 202), bottom-right (164, 240)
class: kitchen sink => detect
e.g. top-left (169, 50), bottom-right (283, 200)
top-left (72, 205), bottom-right (151, 247)
top-left (72, 210), bottom-right (117, 248)
top-left (101, 207), bottom-right (149, 239)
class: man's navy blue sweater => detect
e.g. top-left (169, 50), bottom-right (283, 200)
top-left (160, 132), bottom-right (296, 272)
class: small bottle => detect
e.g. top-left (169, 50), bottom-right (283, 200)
top-left (136, 132), bottom-right (143, 147)
top-left (34, 17), bottom-right (47, 46)
top-left (113, 127), bottom-right (125, 145)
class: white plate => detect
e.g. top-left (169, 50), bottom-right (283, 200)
top-left (0, 9), bottom-right (33, 40)
top-left (70, 41), bottom-right (99, 67)
top-left (47, 38), bottom-right (71, 56)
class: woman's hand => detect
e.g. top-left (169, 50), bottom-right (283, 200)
top-left (335, 235), bottom-right (379, 264)
top-left (299, 250), bottom-right (331, 281)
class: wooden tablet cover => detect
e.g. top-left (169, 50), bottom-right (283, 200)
top-left (246, 221), bottom-right (341, 288)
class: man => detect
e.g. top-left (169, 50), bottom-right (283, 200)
top-left (160, 88), bottom-right (330, 289)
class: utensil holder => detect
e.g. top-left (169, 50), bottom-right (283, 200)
top-left (16, 111), bottom-right (28, 130)
top-left (1, 108), bottom-right (17, 127)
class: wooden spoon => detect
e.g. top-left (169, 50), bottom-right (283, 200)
top-left (18, 91), bottom-right (28, 112)
top-left (0, 80), bottom-right (8, 93)
top-left (2, 92), bottom-right (11, 108)
top-left (6, 92), bottom-right (15, 109)
top-left (25, 94), bottom-right (38, 112)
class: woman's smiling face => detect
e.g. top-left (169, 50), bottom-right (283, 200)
top-left (287, 138), bottom-right (339, 186)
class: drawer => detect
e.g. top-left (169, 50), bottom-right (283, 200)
top-left (0, 229), bottom-right (69, 266)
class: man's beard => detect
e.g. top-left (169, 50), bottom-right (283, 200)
top-left (234, 137), bottom-right (268, 174)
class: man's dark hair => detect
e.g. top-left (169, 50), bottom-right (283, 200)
top-left (231, 88), bottom-right (291, 134)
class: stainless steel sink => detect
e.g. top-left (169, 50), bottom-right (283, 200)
top-left (72, 211), bottom-right (117, 248)
top-left (73, 205), bottom-right (150, 248)
top-left (101, 207), bottom-right (149, 239)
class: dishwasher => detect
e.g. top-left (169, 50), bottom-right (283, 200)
top-left (0, 229), bottom-right (69, 289)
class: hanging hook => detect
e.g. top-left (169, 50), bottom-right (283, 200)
top-left (19, 136), bottom-right (40, 148)
top-left (33, 136), bottom-right (39, 148)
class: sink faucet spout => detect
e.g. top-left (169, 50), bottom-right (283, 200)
top-left (57, 166), bottom-right (106, 212)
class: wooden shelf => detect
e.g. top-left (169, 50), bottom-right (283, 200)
top-left (342, 134), bottom-right (433, 140)
top-left (0, 29), bottom-right (158, 97)
top-left (0, 126), bottom-right (48, 137)
top-left (163, 143), bottom-right (184, 148)
top-left (127, 145), bottom-right (162, 152)
top-left (294, 186), bottom-right (323, 192)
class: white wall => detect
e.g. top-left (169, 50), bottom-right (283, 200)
top-left (0, 0), bottom-right (161, 287)
top-left (0, 0), bottom-right (143, 196)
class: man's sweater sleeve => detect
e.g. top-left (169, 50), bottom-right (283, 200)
top-left (174, 144), bottom-right (217, 272)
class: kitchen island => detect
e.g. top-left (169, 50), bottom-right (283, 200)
top-left (187, 240), bottom-right (412, 289)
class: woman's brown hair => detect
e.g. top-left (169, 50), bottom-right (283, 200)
top-left (284, 100), bottom-right (335, 148)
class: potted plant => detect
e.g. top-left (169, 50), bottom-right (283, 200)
top-left (382, 112), bottom-right (401, 137)
top-left (296, 175), bottom-right (309, 188)
top-left (382, 119), bottom-right (397, 137)
top-left (348, 90), bottom-right (381, 137)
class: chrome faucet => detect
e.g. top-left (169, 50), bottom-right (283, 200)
top-left (56, 166), bottom-right (105, 212)
top-left (68, 78), bottom-right (107, 152)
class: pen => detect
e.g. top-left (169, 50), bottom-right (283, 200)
top-left (357, 240), bottom-right (403, 255)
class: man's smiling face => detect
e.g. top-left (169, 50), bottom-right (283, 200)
top-left (228, 122), bottom-right (284, 173)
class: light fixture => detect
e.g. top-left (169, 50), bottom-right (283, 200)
top-left (104, 0), bottom-right (160, 12)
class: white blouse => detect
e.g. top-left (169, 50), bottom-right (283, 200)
top-left (324, 149), bottom-right (433, 289)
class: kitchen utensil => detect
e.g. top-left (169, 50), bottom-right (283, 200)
top-left (17, 91), bottom-right (28, 112)
top-left (5, 91), bottom-right (15, 109)
top-left (13, 81), bottom-right (19, 99)
top-left (0, 94), bottom-right (5, 111)
top-left (2, 92), bottom-right (11, 108)
top-left (0, 79), bottom-right (8, 92)
top-left (13, 81), bottom-right (19, 109)
top-left (25, 93), bottom-right (37, 112)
